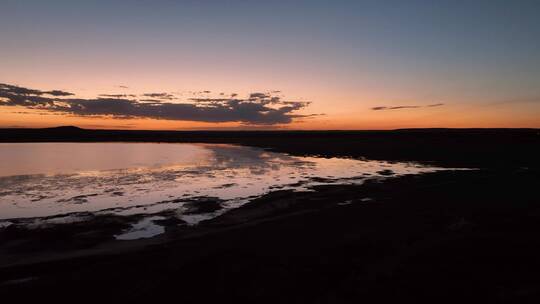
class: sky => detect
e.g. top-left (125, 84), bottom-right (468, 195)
top-left (1, 0), bottom-right (539, 130)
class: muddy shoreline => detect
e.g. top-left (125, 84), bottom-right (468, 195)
top-left (0, 167), bottom-right (539, 302)
top-left (0, 172), bottom-right (427, 267)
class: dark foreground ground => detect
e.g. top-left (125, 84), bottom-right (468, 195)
top-left (0, 128), bottom-right (539, 303)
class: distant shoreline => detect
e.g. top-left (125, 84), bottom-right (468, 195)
top-left (1, 127), bottom-right (539, 168)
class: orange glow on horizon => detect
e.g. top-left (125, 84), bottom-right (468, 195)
top-left (1, 81), bottom-right (539, 130)
top-left (2, 103), bottom-right (539, 130)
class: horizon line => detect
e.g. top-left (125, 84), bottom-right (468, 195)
top-left (1, 126), bottom-right (539, 132)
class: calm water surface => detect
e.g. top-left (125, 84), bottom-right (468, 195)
top-left (0, 143), bottom-right (453, 239)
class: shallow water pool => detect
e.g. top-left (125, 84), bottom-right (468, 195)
top-left (0, 142), bottom-right (456, 238)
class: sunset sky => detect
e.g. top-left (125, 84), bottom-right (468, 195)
top-left (1, 0), bottom-right (539, 130)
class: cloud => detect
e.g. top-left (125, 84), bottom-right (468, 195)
top-left (0, 83), bottom-right (314, 125)
top-left (0, 83), bottom-right (74, 97)
top-left (249, 92), bottom-right (270, 99)
top-left (141, 93), bottom-right (175, 100)
top-left (371, 105), bottom-right (420, 111)
top-left (371, 103), bottom-right (444, 111)
top-left (99, 94), bottom-right (137, 98)
top-left (46, 90), bottom-right (75, 97)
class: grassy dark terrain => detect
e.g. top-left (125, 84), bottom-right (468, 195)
top-left (0, 127), bottom-right (539, 303)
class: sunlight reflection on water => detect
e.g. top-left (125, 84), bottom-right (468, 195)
top-left (0, 142), bottom-right (458, 238)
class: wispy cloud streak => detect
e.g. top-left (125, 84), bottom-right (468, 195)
top-left (371, 103), bottom-right (444, 111)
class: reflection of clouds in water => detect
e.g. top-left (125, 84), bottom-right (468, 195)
top-left (0, 143), bottom-right (459, 221)
top-left (203, 144), bottom-right (315, 174)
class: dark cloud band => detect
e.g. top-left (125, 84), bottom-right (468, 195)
top-left (0, 83), bottom-right (312, 125)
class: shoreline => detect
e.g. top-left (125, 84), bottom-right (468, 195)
top-left (0, 169), bottom-right (451, 268)
top-left (1, 167), bottom-right (538, 303)
top-left (2, 128), bottom-right (539, 168)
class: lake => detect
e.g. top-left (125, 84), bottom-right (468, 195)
top-left (0, 142), bottom-right (450, 239)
